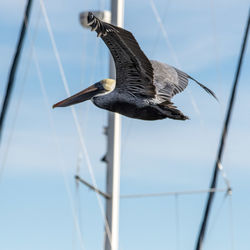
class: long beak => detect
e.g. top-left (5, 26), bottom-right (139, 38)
top-left (53, 82), bottom-right (104, 108)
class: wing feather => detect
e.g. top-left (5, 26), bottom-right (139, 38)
top-left (87, 12), bottom-right (155, 98)
top-left (151, 60), bottom-right (217, 102)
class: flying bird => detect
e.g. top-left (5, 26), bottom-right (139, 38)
top-left (53, 12), bottom-right (217, 121)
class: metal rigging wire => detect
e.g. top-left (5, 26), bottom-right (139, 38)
top-left (120, 188), bottom-right (227, 199)
top-left (0, 2), bottom-right (87, 248)
top-left (208, 0), bottom-right (222, 89)
top-left (195, 9), bottom-right (250, 250)
top-left (208, 0), bottom-right (225, 123)
top-left (228, 195), bottom-right (235, 250)
top-left (175, 194), bottom-right (180, 250)
top-left (0, 5), bottom-right (41, 182)
top-left (149, 0), bottom-right (179, 66)
top-left (0, 0), bottom-right (33, 143)
top-left (33, 49), bottom-right (86, 250)
top-left (151, 0), bottom-right (172, 58)
top-left (149, 0), bottom-right (203, 121)
top-left (39, 0), bottom-right (113, 247)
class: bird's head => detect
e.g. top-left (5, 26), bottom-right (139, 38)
top-left (53, 79), bottom-right (115, 108)
top-left (101, 78), bottom-right (116, 92)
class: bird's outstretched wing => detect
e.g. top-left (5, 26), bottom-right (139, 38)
top-left (151, 60), bottom-right (217, 102)
top-left (87, 12), bottom-right (155, 98)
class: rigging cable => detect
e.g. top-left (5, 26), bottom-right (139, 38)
top-left (218, 162), bottom-right (231, 191)
top-left (120, 188), bottom-right (227, 199)
top-left (0, 3), bottom-right (40, 182)
top-left (0, 0), bottom-right (33, 143)
top-left (74, 28), bottom-right (102, 246)
top-left (39, 0), bottom-right (113, 246)
top-left (149, 0), bottom-right (179, 66)
top-left (82, 39), bottom-right (101, 132)
top-left (229, 195), bottom-right (235, 250)
top-left (19, 5), bottom-right (86, 248)
top-left (208, 0), bottom-right (222, 91)
top-left (151, 0), bottom-right (172, 58)
top-left (175, 194), bottom-right (180, 250)
top-left (0, 3), bottom-right (86, 247)
top-left (33, 47), bottom-right (86, 250)
top-left (206, 192), bottom-right (228, 237)
top-left (0, 33), bottom-right (33, 181)
top-left (195, 9), bottom-right (250, 250)
top-left (208, 0), bottom-right (232, 197)
top-left (149, 0), bottom-right (202, 122)
top-left (73, 152), bottom-right (83, 250)
top-left (76, 36), bottom-right (100, 182)
top-left (208, 0), bottom-right (226, 129)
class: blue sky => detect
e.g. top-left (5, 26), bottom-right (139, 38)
top-left (0, 0), bottom-right (250, 249)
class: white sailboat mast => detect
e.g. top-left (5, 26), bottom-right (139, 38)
top-left (105, 2), bottom-right (124, 250)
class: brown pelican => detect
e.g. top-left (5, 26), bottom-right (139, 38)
top-left (53, 12), bottom-right (217, 120)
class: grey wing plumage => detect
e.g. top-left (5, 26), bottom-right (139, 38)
top-left (87, 12), bottom-right (155, 98)
top-left (151, 60), bottom-right (217, 102)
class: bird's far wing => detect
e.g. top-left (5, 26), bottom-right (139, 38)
top-left (174, 68), bottom-right (217, 100)
top-left (151, 60), bottom-right (188, 101)
top-left (87, 12), bottom-right (155, 98)
top-left (172, 68), bottom-right (189, 97)
top-left (151, 60), bottom-right (217, 102)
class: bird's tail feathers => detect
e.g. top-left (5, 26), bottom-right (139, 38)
top-left (159, 101), bottom-right (189, 121)
top-left (188, 75), bottom-right (218, 101)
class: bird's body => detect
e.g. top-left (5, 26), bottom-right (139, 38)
top-left (93, 90), bottom-right (175, 121)
top-left (53, 12), bottom-right (217, 121)
top-left (93, 60), bottom-right (190, 120)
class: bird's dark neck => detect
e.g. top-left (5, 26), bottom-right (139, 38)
top-left (92, 92), bottom-right (118, 111)
top-left (92, 91), bottom-right (139, 114)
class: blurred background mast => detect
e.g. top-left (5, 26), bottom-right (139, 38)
top-left (195, 9), bottom-right (250, 250)
top-left (0, 0), bottom-right (33, 144)
top-left (105, 1), bottom-right (124, 250)
top-left (79, 1), bottom-right (124, 248)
